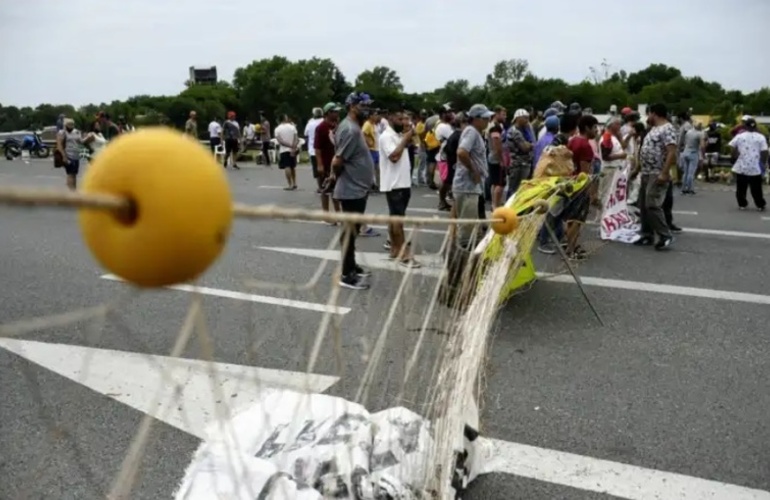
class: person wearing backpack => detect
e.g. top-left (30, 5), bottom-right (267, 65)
top-left (222, 111), bottom-right (241, 169)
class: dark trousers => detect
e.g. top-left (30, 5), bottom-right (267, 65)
top-left (262, 140), bottom-right (271, 166)
top-left (639, 174), bottom-right (672, 238)
top-left (736, 173), bottom-right (766, 209)
top-left (339, 197), bottom-right (368, 277)
top-left (663, 180), bottom-right (674, 227)
top-left (478, 194), bottom-right (486, 219)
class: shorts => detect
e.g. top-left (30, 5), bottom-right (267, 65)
top-left (426, 147), bottom-right (439, 164)
top-left (64, 157), bottom-right (80, 176)
top-left (704, 152), bottom-right (719, 164)
top-left (224, 138), bottom-right (239, 156)
top-left (310, 155), bottom-right (319, 178)
top-left (561, 189), bottom-right (590, 223)
top-left (488, 163), bottom-right (506, 187)
top-left (279, 151), bottom-right (297, 169)
top-left (209, 137), bottom-right (221, 153)
top-left (370, 151), bottom-right (380, 165)
top-left (385, 188), bottom-right (411, 216)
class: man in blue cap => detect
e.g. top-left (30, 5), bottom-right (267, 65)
top-left (332, 91), bottom-right (377, 290)
top-left (453, 104), bottom-right (493, 249)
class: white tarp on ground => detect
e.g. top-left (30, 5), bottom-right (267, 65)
top-left (600, 164), bottom-right (641, 243)
top-left (174, 391), bottom-right (494, 499)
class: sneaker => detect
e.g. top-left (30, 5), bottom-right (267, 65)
top-left (355, 266), bottom-right (372, 278)
top-left (668, 225), bottom-right (683, 233)
top-left (359, 227), bottom-right (380, 237)
top-left (339, 274), bottom-right (369, 290)
top-left (383, 240), bottom-right (392, 251)
top-left (655, 235), bottom-right (673, 251)
top-left (232, 164), bottom-right (240, 170)
top-left (739, 206), bottom-right (748, 211)
top-left (399, 259), bottom-right (422, 269)
top-left (438, 202), bottom-right (452, 212)
top-left (634, 236), bottom-right (653, 246)
top-left (537, 243), bottom-right (557, 255)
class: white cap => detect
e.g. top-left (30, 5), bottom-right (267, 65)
top-left (513, 108), bottom-right (529, 119)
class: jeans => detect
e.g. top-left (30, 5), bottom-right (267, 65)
top-left (454, 192), bottom-right (482, 250)
top-left (538, 214), bottom-right (564, 246)
top-left (339, 197), bottom-right (368, 277)
top-left (736, 173), bottom-right (766, 209)
top-left (414, 148), bottom-right (427, 184)
top-left (639, 174), bottom-right (671, 239)
top-left (681, 151), bottom-right (699, 192)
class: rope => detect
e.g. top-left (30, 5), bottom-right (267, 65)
top-left (0, 185), bottom-right (538, 228)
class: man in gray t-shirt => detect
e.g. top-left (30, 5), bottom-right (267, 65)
top-left (333, 117), bottom-right (374, 200)
top-left (453, 104), bottom-right (493, 249)
top-left (332, 91), bottom-right (376, 290)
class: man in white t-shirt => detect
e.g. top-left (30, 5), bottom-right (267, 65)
top-left (208, 118), bottom-right (223, 157)
top-left (434, 115), bottom-right (454, 210)
top-left (728, 117), bottom-right (768, 211)
top-left (598, 116), bottom-right (628, 204)
top-left (379, 110), bottom-right (420, 268)
top-left (304, 107), bottom-right (324, 190)
top-left (274, 115), bottom-right (299, 190)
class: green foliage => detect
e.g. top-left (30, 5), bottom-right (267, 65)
top-left (2, 60), bottom-right (769, 136)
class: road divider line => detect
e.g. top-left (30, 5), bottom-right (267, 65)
top-left (672, 210), bottom-right (698, 215)
top-left (489, 438), bottom-right (770, 500)
top-left (100, 274), bottom-right (350, 315)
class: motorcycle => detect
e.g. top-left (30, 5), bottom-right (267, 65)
top-left (4, 133), bottom-right (50, 160)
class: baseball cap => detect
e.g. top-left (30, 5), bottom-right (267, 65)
top-left (543, 107), bottom-right (559, 118)
top-left (550, 101), bottom-right (567, 112)
top-left (467, 104), bottom-right (494, 119)
top-left (621, 106), bottom-right (633, 115)
top-left (568, 102), bottom-right (582, 113)
top-left (544, 115), bottom-right (560, 131)
top-left (741, 114), bottom-right (753, 122)
top-left (323, 102), bottom-right (341, 113)
top-left (745, 117), bottom-right (758, 129)
top-left (345, 92), bottom-right (373, 107)
top-left (513, 108), bottom-right (529, 119)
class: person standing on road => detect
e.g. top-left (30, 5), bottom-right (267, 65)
top-left (259, 113), bottom-right (272, 167)
top-left (702, 121), bottom-right (722, 183)
top-left (680, 122), bottom-right (704, 194)
top-left (506, 109), bottom-right (534, 199)
top-left (332, 92), bottom-right (376, 290)
top-left (184, 111), bottom-right (198, 138)
top-left (379, 110), bottom-right (420, 268)
top-left (598, 116), bottom-right (628, 204)
top-left (222, 111), bottom-right (241, 170)
top-left (314, 103), bottom-right (342, 221)
top-left (362, 112), bottom-right (381, 192)
top-left (486, 106), bottom-right (508, 209)
top-left (636, 103), bottom-right (677, 250)
top-left (305, 108), bottom-right (324, 191)
top-left (275, 115), bottom-right (299, 190)
top-left (208, 117), bottom-right (222, 158)
top-left (82, 121), bottom-right (108, 158)
top-left (453, 104), bottom-right (492, 250)
top-left (728, 117), bottom-right (768, 211)
top-left (435, 110), bottom-right (456, 211)
top-left (56, 118), bottom-right (82, 191)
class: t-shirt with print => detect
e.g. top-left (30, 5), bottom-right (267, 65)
top-left (362, 120), bottom-right (378, 151)
top-left (507, 127), bottom-right (533, 170)
top-left (452, 126), bottom-right (487, 195)
top-left (567, 136), bottom-right (594, 175)
top-left (223, 120), bottom-right (240, 140)
top-left (487, 122), bottom-right (504, 165)
top-left (729, 131), bottom-right (768, 176)
top-left (313, 119), bottom-right (335, 172)
top-left (378, 126), bottom-right (412, 192)
top-left (304, 118), bottom-right (322, 155)
top-left (333, 117), bottom-right (374, 200)
top-left (640, 123), bottom-right (677, 175)
top-left (704, 130), bottom-right (721, 153)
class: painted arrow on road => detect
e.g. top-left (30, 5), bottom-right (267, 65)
top-left (0, 338), bottom-right (339, 440)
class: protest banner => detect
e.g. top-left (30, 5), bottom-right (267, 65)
top-left (600, 164), bottom-right (641, 243)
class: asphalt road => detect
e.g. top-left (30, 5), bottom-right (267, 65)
top-left (1, 158), bottom-right (770, 499)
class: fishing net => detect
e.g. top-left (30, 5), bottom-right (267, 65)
top-left (0, 129), bottom-right (598, 499)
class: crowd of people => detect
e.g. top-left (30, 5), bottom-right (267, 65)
top-left (50, 98), bottom-right (768, 290)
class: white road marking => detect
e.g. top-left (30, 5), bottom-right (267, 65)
top-left (4, 336), bottom-right (764, 498)
top-left (680, 227), bottom-right (770, 240)
top-left (257, 185), bottom-right (286, 189)
top-left (0, 338), bottom-right (339, 441)
top-left (761, 216), bottom-right (770, 221)
top-left (672, 210), bottom-right (698, 215)
top-left (490, 439), bottom-right (770, 500)
top-left (259, 247), bottom-right (770, 306)
top-left (100, 274), bottom-right (350, 315)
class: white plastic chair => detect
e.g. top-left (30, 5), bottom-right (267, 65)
top-left (214, 142), bottom-right (227, 166)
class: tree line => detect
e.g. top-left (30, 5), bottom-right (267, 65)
top-left (1, 57), bottom-right (769, 135)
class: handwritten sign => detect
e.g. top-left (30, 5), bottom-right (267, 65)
top-left (600, 164), bottom-right (641, 243)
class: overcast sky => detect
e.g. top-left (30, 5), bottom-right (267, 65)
top-left (1, 0), bottom-right (768, 108)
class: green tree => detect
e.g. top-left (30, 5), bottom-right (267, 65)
top-left (627, 63), bottom-right (682, 95)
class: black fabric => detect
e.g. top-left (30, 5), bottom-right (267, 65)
top-left (339, 197), bottom-right (368, 277)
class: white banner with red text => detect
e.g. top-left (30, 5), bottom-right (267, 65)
top-left (599, 164), bottom-right (641, 243)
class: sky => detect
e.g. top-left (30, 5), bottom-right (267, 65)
top-left (1, 0), bottom-right (769, 108)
